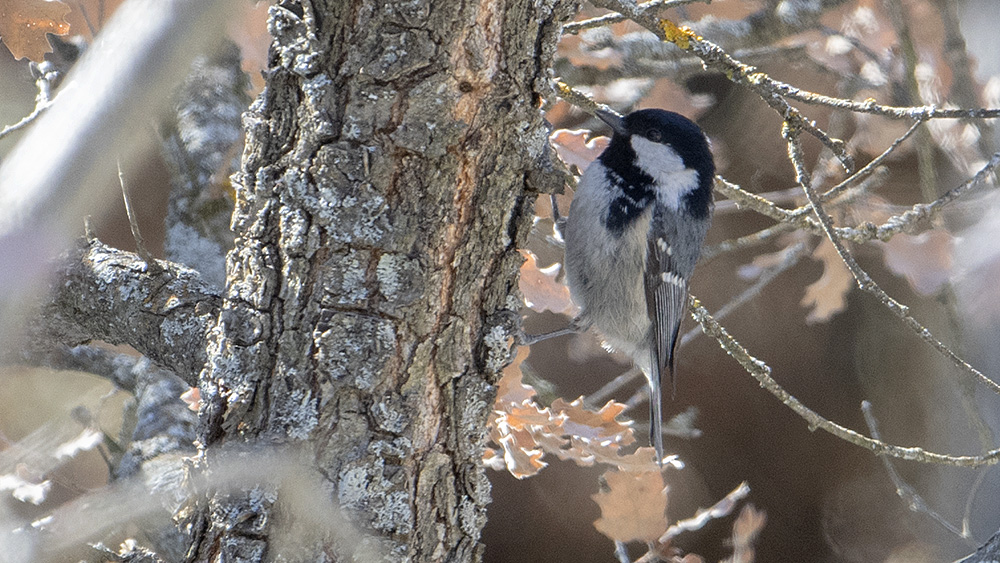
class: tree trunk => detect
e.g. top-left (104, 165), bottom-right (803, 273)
top-left (186, 0), bottom-right (572, 560)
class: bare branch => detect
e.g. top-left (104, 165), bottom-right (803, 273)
top-left (37, 239), bottom-right (219, 386)
top-left (562, 0), bottom-right (709, 35)
top-left (861, 401), bottom-right (974, 543)
top-left (784, 122), bottom-right (1000, 397)
top-left (689, 296), bottom-right (1000, 467)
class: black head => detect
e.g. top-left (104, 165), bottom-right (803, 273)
top-left (596, 108), bottom-right (715, 220)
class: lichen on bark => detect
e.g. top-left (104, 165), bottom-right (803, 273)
top-left (187, 0), bottom-right (574, 561)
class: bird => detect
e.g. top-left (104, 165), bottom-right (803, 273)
top-left (563, 108), bottom-right (714, 466)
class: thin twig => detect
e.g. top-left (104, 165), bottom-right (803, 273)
top-left (587, 0), bottom-right (855, 171)
top-left (690, 295), bottom-right (1000, 467)
top-left (681, 240), bottom-right (808, 346)
top-left (702, 167), bottom-right (888, 262)
top-left (861, 401), bottom-right (975, 543)
top-left (587, 366), bottom-right (643, 407)
top-left (563, 0), bottom-right (709, 35)
top-left (0, 68), bottom-right (57, 140)
top-left (885, 0), bottom-right (937, 201)
top-left (843, 153), bottom-right (1000, 243)
top-left (118, 160), bottom-right (161, 274)
top-left (0, 101), bottom-right (52, 139)
top-left (783, 122), bottom-right (1000, 398)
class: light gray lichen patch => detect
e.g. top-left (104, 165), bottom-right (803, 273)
top-left (482, 324), bottom-right (514, 374)
top-left (337, 457), bottom-right (414, 535)
top-left (376, 253), bottom-right (423, 313)
top-left (270, 387), bottom-right (318, 440)
top-left (313, 313), bottom-right (397, 391)
top-left (318, 248), bottom-right (370, 307)
top-left (305, 145), bottom-right (389, 245)
top-left (268, 7), bottom-right (320, 77)
top-left (371, 394), bottom-right (409, 434)
top-left (301, 73), bottom-right (336, 139)
top-left (160, 314), bottom-right (204, 348)
top-left (278, 206), bottom-right (312, 258)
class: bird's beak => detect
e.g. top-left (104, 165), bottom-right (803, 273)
top-left (594, 108), bottom-right (627, 136)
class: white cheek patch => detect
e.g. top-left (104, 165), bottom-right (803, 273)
top-left (630, 136), bottom-right (701, 210)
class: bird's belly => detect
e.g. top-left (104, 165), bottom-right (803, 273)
top-left (567, 223), bottom-right (652, 362)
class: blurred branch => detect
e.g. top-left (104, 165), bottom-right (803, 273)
top-left (884, 0), bottom-right (937, 201)
top-left (689, 295), bottom-right (1000, 467)
top-left (861, 401), bottom-right (975, 544)
top-left (933, 0), bottom-right (995, 157)
top-left (0, 0), bottom-right (242, 350)
top-left (0, 75), bottom-right (54, 140)
top-left (160, 40), bottom-right (248, 289)
top-left (19, 344), bottom-right (148, 393)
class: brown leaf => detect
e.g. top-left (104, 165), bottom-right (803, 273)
top-left (180, 386), bottom-right (201, 412)
top-left (495, 345), bottom-right (535, 407)
top-left (550, 128), bottom-right (609, 171)
top-left (505, 401), bottom-right (562, 430)
top-left (519, 250), bottom-right (575, 314)
top-left (801, 239), bottom-right (852, 324)
top-left (552, 397), bottom-right (635, 445)
top-left (592, 470), bottom-right (668, 543)
top-left (723, 504), bottom-right (767, 563)
top-left (0, 0), bottom-right (71, 61)
top-left (497, 432), bottom-right (547, 479)
top-left (879, 230), bottom-right (953, 296)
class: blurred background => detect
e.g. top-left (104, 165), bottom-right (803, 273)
top-left (486, 1), bottom-right (1000, 562)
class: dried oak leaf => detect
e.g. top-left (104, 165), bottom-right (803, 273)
top-left (724, 504), bottom-right (766, 563)
top-left (180, 386), bottom-right (201, 412)
top-left (519, 250), bottom-right (574, 314)
top-left (801, 238), bottom-right (852, 324)
top-left (879, 230), bottom-right (953, 296)
top-left (0, 0), bottom-right (71, 62)
top-left (497, 431), bottom-right (547, 479)
top-left (592, 469), bottom-right (668, 543)
top-left (552, 397), bottom-right (635, 445)
top-left (495, 345), bottom-right (535, 407)
top-left (505, 402), bottom-right (562, 430)
top-left (62, 0), bottom-right (126, 39)
top-left (550, 128), bottom-right (609, 171)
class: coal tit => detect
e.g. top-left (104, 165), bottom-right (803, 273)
top-left (564, 108), bottom-right (714, 465)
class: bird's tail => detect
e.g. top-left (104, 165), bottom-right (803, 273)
top-left (647, 372), bottom-right (665, 467)
top-left (648, 330), bottom-right (679, 468)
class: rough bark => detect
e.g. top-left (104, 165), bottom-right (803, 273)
top-left (187, 0), bottom-right (573, 561)
top-left (29, 239), bottom-right (219, 386)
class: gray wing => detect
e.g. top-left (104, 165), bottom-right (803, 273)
top-left (644, 218), bottom-right (689, 398)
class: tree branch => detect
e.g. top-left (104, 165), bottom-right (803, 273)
top-left (35, 239), bottom-right (219, 386)
top-left (689, 296), bottom-right (1000, 467)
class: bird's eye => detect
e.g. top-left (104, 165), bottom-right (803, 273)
top-left (647, 129), bottom-right (663, 142)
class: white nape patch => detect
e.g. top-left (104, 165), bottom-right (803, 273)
top-left (656, 238), bottom-right (667, 252)
top-left (630, 136), bottom-right (700, 210)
